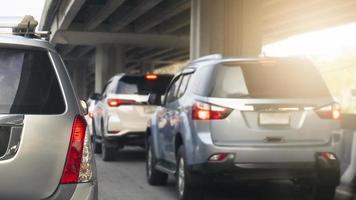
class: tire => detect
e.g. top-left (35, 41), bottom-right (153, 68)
top-left (93, 137), bottom-right (102, 154)
top-left (101, 142), bottom-right (116, 161)
top-left (92, 120), bottom-right (102, 154)
top-left (313, 183), bottom-right (337, 200)
top-left (146, 136), bottom-right (168, 185)
top-left (313, 154), bottom-right (339, 200)
top-left (176, 146), bottom-right (203, 200)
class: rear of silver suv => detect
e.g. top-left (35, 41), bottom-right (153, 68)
top-left (0, 36), bottom-right (97, 199)
top-left (146, 56), bottom-right (342, 200)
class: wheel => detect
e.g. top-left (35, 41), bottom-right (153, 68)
top-left (93, 137), bottom-right (102, 154)
top-left (92, 120), bottom-right (102, 154)
top-left (101, 142), bottom-right (116, 161)
top-left (176, 146), bottom-right (203, 200)
top-left (313, 183), bottom-right (337, 200)
top-left (146, 136), bottom-right (168, 185)
top-left (312, 153), bottom-right (339, 200)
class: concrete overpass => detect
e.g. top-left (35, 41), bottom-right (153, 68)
top-left (40, 0), bottom-right (356, 99)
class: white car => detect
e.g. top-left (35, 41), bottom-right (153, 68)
top-left (92, 74), bottom-right (173, 161)
top-left (85, 97), bottom-right (100, 137)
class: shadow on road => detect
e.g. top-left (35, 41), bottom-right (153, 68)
top-left (200, 182), bottom-right (310, 200)
top-left (113, 147), bottom-right (146, 162)
top-left (160, 180), bottom-right (310, 200)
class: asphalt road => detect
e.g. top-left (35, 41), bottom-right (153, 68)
top-left (96, 148), bottom-right (311, 200)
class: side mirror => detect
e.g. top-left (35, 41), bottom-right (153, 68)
top-left (148, 94), bottom-right (162, 106)
top-left (80, 100), bottom-right (88, 115)
top-left (90, 93), bottom-right (102, 100)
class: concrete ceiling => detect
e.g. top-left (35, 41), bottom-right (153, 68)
top-left (40, 0), bottom-right (191, 70)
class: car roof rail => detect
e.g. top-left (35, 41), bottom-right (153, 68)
top-left (191, 54), bottom-right (223, 64)
top-left (0, 15), bottom-right (51, 40)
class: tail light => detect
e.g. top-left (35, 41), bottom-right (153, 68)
top-left (145, 74), bottom-right (158, 80)
top-left (208, 153), bottom-right (235, 162)
top-left (208, 153), bottom-right (228, 162)
top-left (107, 99), bottom-right (136, 107)
top-left (315, 103), bottom-right (341, 120)
top-left (321, 152), bottom-right (337, 161)
top-left (192, 101), bottom-right (232, 120)
top-left (61, 116), bottom-right (93, 184)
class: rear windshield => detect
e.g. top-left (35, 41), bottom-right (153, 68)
top-left (210, 61), bottom-right (331, 98)
top-left (116, 75), bottom-right (172, 95)
top-left (0, 48), bottom-right (65, 114)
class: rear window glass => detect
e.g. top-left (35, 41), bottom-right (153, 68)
top-left (0, 48), bottom-right (65, 114)
top-left (116, 75), bottom-right (172, 95)
top-left (210, 61), bottom-right (331, 98)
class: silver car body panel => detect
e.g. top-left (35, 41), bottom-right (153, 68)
top-left (0, 36), bottom-right (97, 199)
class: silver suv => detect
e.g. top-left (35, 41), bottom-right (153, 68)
top-left (0, 36), bottom-right (97, 199)
top-left (146, 55), bottom-right (342, 200)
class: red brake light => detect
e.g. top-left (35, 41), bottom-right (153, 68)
top-left (192, 101), bottom-right (232, 120)
top-left (61, 116), bottom-right (87, 184)
top-left (208, 153), bottom-right (229, 162)
top-left (107, 99), bottom-right (136, 107)
top-left (316, 103), bottom-right (341, 120)
top-left (321, 152), bottom-right (337, 161)
top-left (145, 74), bottom-right (158, 80)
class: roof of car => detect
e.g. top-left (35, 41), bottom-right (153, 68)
top-left (108, 73), bottom-right (174, 83)
top-left (188, 55), bottom-right (309, 69)
top-left (0, 35), bottom-right (56, 51)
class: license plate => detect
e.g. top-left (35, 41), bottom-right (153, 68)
top-left (259, 112), bottom-right (290, 125)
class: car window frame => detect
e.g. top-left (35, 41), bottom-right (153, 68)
top-left (164, 74), bottom-right (183, 105)
top-left (102, 81), bottom-right (112, 99)
top-left (177, 73), bottom-right (192, 99)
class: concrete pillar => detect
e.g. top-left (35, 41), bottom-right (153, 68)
top-left (190, 0), bottom-right (263, 59)
top-left (95, 45), bottom-right (125, 92)
top-left (112, 45), bottom-right (125, 75)
top-left (69, 61), bottom-right (88, 99)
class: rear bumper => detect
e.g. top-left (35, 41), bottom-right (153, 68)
top-left (46, 181), bottom-right (98, 200)
top-left (188, 161), bottom-right (318, 181)
top-left (188, 131), bottom-right (343, 165)
top-left (184, 131), bottom-right (342, 182)
top-left (104, 132), bottom-right (145, 146)
top-left (106, 111), bottom-right (149, 136)
top-left (69, 183), bottom-right (98, 200)
top-left (188, 154), bottom-right (340, 184)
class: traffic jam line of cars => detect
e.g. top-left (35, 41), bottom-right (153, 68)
top-left (88, 54), bottom-right (343, 200)
top-left (0, 16), bottom-right (346, 200)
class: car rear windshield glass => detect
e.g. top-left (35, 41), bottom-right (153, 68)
top-left (0, 48), bottom-right (65, 114)
top-left (210, 61), bottom-right (331, 98)
top-left (116, 76), bottom-right (172, 95)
